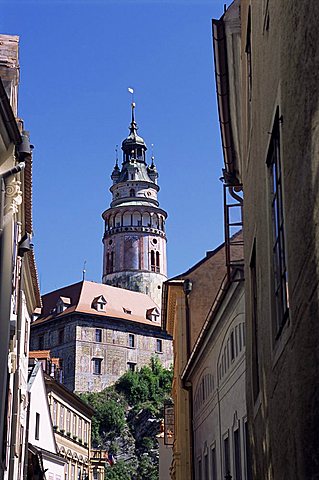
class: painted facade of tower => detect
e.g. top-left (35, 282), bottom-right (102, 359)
top-left (102, 104), bottom-right (167, 306)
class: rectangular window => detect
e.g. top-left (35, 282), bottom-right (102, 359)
top-left (198, 458), bottom-right (202, 480)
top-left (128, 334), bottom-right (135, 348)
top-left (211, 446), bottom-right (217, 480)
top-left (250, 243), bottom-right (260, 401)
top-left (78, 419), bottom-right (82, 440)
top-left (234, 428), bottom-right (242, 480)
top-left (59, 405), bottom-right (65, 430)
top-left (66, 410), bottom-right (71, 434)
top-left (71, 464), bottom-right (75, 480)
top-left (204, 453), bottom-right (209, 480)
top-left (245, 7), bottom-right (252, 103)
top-left (93, 358), bottom-right (102, 375)
top-left (53, 400), bottom-right (57, 426)
top-left (156, 339), bottom-right (163, 353)
top-left (267, 111), bottom-right (289, 336)
top-left (95, 328), bottom-right (102, 342)
top-left (224, 436), bottom-right (230, 477)
top-left (35, 413), bottom-right (40, 440)
top-left (73, 415), bottom-right (76, 436)
top-left (245, 421), bottom-right (253, 480)
top-left (58, 328), bottom-right (64, 344)
top-left (128, 362), bottom-right (136, 372)
top-left (84, 422), bottom-right (88, 443)
top-left (230, 331), bottom-right (235, 361)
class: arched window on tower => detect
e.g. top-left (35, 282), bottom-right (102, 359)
top-left (130, 188), bottom-right (135, 197)
top-left (150, 250), bottom-right (156, 272)
top-left (156, 251), bottom-right (160, 273)
top-left (106, 252), bottom-right (114, 274)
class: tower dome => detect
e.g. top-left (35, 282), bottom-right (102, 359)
top-left (102, 102), bottom-right (167, 307)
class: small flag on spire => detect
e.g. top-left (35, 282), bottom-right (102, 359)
top-left (128, 87), bottom-right (134, 94)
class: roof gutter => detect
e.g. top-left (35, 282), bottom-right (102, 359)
top-left (161, 279), bottom-right (184, 332)
top-left (212, 17), bottom-right (239, 185)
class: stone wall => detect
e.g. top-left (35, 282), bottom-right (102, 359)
top-left (30, 314), bottom-right (172, 393)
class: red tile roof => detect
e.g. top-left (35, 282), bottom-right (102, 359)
top-left (33, 280), bottom-right (161, 327)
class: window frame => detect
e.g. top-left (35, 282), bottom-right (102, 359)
top-left (128, 333), bottom-right (135, 348)
top-left (92, 358), bottom-right (102, 375)
top-left (95, 328), bottom-right (102, 342)
top-left (35, 412), bottom-right (40, 440)
top-left (267, 110), bottom-right (289, 338)
top-left (127, 362), bottom-right (136, 372)
top-left (156, 338), bottom-right (163, 353)
top-left (233, 427), bottom-right (242, 480)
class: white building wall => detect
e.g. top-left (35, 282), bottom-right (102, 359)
top-left (190, 284), bottom-right (247, 480)
top-left (28, 365), bottom-right (57, 452)
top-left (28, 364), bottom-right (66, 480)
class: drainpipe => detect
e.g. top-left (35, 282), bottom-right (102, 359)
top-left (23, 391), bottom-right (31, 480)
top-left (182, 279), bottom-right (195, 480)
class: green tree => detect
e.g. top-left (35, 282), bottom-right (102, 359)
top-left (115, 356), bottom-right (173, 409)
top-left (80, 389), bottom-right (126, 444)
top-left (136, 455), bottom-right (158, 480)
top-left (104, 460), bottom-right (136, 480)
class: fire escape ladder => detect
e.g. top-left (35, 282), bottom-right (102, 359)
top-left (224, 183), bottom-right (244, 281)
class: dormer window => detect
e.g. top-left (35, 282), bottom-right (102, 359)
top-left (146, 307), bottom-right (160, 322)
top-left (123, 308), bottom-right (132, 315)
top-left (56, 296), bottom-right (71, 314)
top-left (92, 295), bottom-right (107, 312)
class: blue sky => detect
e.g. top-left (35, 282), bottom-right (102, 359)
top-left (2, 0), bottom-right (227, 294)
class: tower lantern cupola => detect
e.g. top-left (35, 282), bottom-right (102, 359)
top-left (102, 101), bottom-right (167, 307)
top-left (121, 102), bottom-right (147, 165)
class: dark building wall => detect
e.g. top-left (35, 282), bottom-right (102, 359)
top-left (241, 1), bottom-right (319, 479)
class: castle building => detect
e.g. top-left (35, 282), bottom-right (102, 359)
top-left (30, 103), bottom-right (172, 392)
top-left (102, 102), bottom-right (167, 307)
top-left (30, 280), bottom-right (172, 392)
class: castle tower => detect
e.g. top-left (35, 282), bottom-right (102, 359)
top-left (102, 102), bottom-right (167, 306)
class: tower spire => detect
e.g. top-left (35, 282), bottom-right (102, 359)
top-left (130, 101), bottom-right (137, 135)
top-left (102, 100), bottom-right (168, 306)
top-left (128, 87), bottom-right (138, 135)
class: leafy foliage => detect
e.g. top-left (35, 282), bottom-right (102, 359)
top-left (80, 388), bottom-right (126, 444)
top-left (79, 358), bottom-right (173, 479)
top-left (115, 356), bottom-right (173, 410)
top-left (104, 460), bottom-right (136, 480)
top-left (136, 454), bottom-right (158, 480)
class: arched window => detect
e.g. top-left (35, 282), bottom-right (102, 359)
top-left (156, 251), bottom-right (160, 272)
top-left (150, 250), bottom-right (155, 272)
top-left (130, 188), bottom-right (135, 197)
top-left (106, 252), bottom-right (114, 274)
top-left (123, 212), bottom-right (131, 226)
top-left (115, 213), bottom-right (121, 227)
